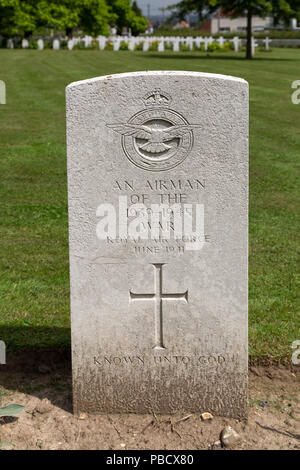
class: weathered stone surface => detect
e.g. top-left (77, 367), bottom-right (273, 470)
top-left (34, 398), bottom-right (52, 415)
top-left (66, 71), bottom-right (248, 417)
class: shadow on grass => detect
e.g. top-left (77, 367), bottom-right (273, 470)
top-left (0, 327), bottom-right (72, 413)
top-left (144, 53), bottom-right (295, 62)
top-left (0, 326), bottom-right (71, 351)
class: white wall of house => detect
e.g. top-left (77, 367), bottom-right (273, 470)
top-left (290, 18), bottom-right (300, 30)
top-left (211, 16), bottom-right (273, 34)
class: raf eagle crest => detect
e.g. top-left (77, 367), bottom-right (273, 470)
top-left (107, 123), bottom-right (198, 154)
top-left (107, 89), bottom-right (200, 172)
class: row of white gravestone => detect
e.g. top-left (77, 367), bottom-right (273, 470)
top-left (9, 35), bottom-right (272, 53)
top-left (97, 35), bottom-right (272, 53)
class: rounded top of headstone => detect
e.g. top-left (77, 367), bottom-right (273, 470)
top-left (66, 71), bottom-right (248, 91)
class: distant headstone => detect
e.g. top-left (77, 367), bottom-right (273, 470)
top-left (53, 39), bottom-right (60, 50)
top-left (217, 36), bottom-right (225, 48)
top-left (204, 37), bottom-right (210, 51)
top-left (232, 36), bottom-right (240, 52)
top-left (251, 37), bottom-right (258, 55)
top-left (66, 71), bottom-right (248, 418)
top-left (7, 39), bottom-right (14, 49)
top-left (37, 39), bottom-right (44, 50)
top-left (158, 40), bottom-right (165, 52)
top-left (128, 38), bottom-right (135, 51)
top-left (186, 37), bottom-right (193, 51)
top-left (22, 39), bottom-right (29, 49)
top-left (143, 40), bottom-right (149, 52)
top-left (195, 37), bottom-right (203, 49)
top-left (173, 38), bottom-right (180, 52)
top-left (263, 37), bottom-right (271, 51)
top-left (68, 39), bottom-right (74, 50)
top-left (98, 36), bottom-right (106, 50)
top-left (113, 40), bottom-right (120, 51)
top-left (84, 35), bottom-right (92, 47)
top-left (0, 80), bottom-right (6, 104)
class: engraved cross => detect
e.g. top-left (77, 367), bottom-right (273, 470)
top-left (129, 263), bottom-right (188, 350)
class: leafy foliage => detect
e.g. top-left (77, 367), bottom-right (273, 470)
top-left (0, 0), bottom-right (36, 36)
top-left (0, 0), bottom-right (148, 37)
top-left (107, 0), bottom-right (148, 34)
top-left (131, 0), bottom-right (142, 17)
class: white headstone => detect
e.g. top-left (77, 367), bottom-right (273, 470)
top-left (251, 37), bottom-right (258, 56)
top-left (68, 39), bottom-right (74, 50)
top-left (7, 39), bottom-right (14, 49)
top-left (66, 71), bottom-right (248, 418)
top-left (37, 39), bottom-right (44, 50)
top-left (186, 37), bottom-right (193, 51)
top-left (204, 37), bottom-right (210, 51)
top-left (113, 40), bottom-right (120, 51)
top-left (143, 40), bottom-right (149, 52)
top-left (0, 80), bottom-right (6, 104)
top-left (263, 37), bottom-right (271, 51)
top-left (158, 40), bottom-right (165, 52)
top-left (84, 35), bottom-right (92, 47)
top-left (195, 37), bottom-right (203, 49)
top-left (232, 36), bottom-right (240, 52)
top-left (22, 39), bottom-right (29, 49)
top-left (173, 38), bottom-right (180, 52)
top-left (217, 36), bottom-right (225, 48)
top-left (128, 38), bottom-right (135, 51)
top-left (53, 39), bottom-right (60, 50)
top-left (98, 36), bottom-right (107, 50)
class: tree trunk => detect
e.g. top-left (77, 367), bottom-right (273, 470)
top-left (246, 8), bottom-right (252, 60)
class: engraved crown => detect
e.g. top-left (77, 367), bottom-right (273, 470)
top-left (143, 89), bottom-right (172, 107)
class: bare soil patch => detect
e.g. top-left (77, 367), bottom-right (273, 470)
top-left (0, 350), bottom-right (299, 450)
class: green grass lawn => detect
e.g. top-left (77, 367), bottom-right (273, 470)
top-left (0, 48), bottom-right (299, 359)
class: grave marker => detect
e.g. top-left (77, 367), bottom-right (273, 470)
top-left (37, 39), bottom-right (44, 50)
top-left (53, 39), bottom-right (60, 50)
top-left (66, 71), bottom-right (249, 418)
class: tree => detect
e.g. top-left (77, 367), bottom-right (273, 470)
top-left (168, 0), bottom-right (211, 22)
top-left (34, 0), bottom-right (111, 37)
top-left (78, 0), bottom-right (111, 36)
top-left (172, 0), bottom-right (300, 58)
top-left (107, 0), bottom-right (148, 35)
top-left (271, 0), bottom-right (300, 25)
top-left (0, 0), bottom-right (111, 38)
top-left (33, 0), bottom-right (80, 36)
top-left (0, 0), bottom-right (36, 37)
top-left (131, 0), bottom-right (142, 17)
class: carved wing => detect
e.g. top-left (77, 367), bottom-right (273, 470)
top-left (107, 123), bottom-right (152, 140)
top-left (161, 124), bottom-right (200, 141)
